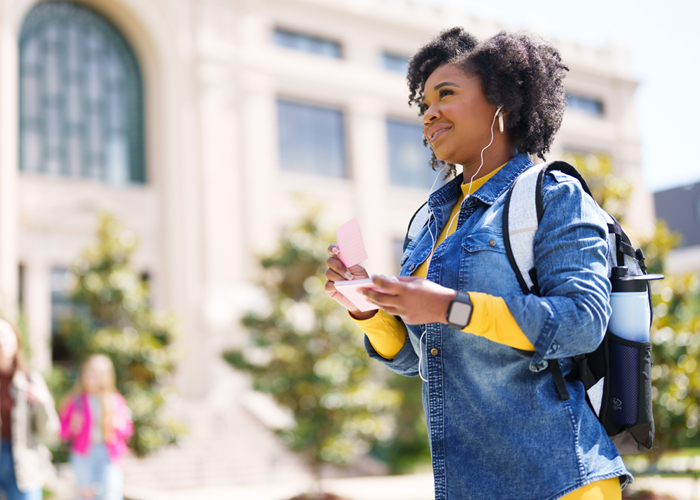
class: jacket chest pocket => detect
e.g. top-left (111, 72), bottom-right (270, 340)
top-left (460, 231), bottom-right (520, 295)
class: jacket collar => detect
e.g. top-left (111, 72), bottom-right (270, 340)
top-left (429, 153), bottom-right (533, 209)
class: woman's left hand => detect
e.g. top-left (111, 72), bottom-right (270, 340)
top-left (361, 275), bottom-right (458, 325)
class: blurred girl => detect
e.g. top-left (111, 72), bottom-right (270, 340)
top-left (0, 318), bottom-right (59, 500)
top-left (60, 355), bottom-right (132, 500)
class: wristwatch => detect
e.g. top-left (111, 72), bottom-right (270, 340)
top-left (446, 291), bottom-right (473, 329)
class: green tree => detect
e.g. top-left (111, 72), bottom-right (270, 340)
top-left (56, 214), bottom-right (185, 457)
top-left (223, 206), bottom-right (401, 476)
top-left (642, 231), bottom-right (700, 456)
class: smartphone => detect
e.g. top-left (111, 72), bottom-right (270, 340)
top-left (334, 278), bottom-right (381, 312)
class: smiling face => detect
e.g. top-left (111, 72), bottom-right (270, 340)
top-left (422, 64), bottom-right (511, 174)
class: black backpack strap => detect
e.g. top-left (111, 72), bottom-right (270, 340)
top-left (535, 161), bottom-right (594, 214)
top-left (607, 214), bottom-right (637, 266)
top-left (574, 355), bottom-right (597, 390)
top-left (549, 359), bottom-right (570, 401)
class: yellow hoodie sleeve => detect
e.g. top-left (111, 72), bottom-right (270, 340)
top-left (350, 310), bottom-right (406, 359)
top-left (466, 292), bottom-right (535, 351)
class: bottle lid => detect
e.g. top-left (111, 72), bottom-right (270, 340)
top-left (610, 267), bottom-right (664, 292)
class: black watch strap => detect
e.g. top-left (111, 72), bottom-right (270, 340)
top-left (446, 291), bottom-right (473, 330)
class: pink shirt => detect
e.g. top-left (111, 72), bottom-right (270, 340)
top-left (59, 392), bottom-right (133, 465)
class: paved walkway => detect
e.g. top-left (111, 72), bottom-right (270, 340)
top-left (125, 474), bottom-right (435, 500)
top-left (629, 476), bottom-right (700, 500)
top-left (123, 473), bottom-right (700, 500)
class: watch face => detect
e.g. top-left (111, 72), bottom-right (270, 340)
top-left (450, 302), bottom-right (472, 326)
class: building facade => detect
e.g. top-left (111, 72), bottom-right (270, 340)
top-left (0, 0), bottom-right (653, 485)
top-left (655, 182), bottom-right (700, 274)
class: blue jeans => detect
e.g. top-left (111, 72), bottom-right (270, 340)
top-left (70, 445), bottom-right (123, 500)
top-left (0, 441), bottom-right (42, 500)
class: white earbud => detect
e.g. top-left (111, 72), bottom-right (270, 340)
top-left (495, 105), bottom-right (505, 134)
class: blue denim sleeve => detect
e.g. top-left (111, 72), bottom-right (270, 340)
top-left (503, 171), bottom-right (612, 371)
top-left (364, 327), bottom-right (420, 378)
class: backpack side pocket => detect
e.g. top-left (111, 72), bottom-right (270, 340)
top-left (605, 333), bottom-right (653, 454)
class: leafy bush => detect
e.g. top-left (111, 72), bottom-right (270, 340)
top-left (54, 214), bottom-right (186, 458)
top-left (224, 206), bottom-right (402, 474)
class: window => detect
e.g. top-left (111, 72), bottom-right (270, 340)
top-left (19, 1), bottom-right (145, 184)
top-left (382, 52), bottom-right (409, 74)
top-left (387, 118), bottom-right (436, 189)
top-left (50, 267), bottom-right (73, 362)
top-left (274, 28), bottom-right (342, 58)
top-left (277, 99), bottom-right (347, 177)
top-left (566, 93), bottom-right (604, 117)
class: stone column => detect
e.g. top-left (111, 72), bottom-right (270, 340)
top-left (0, 10), bottom-right (19, 320)
top-left (348, 96), bottom-right (392, 275)
top-left (239, 72), bottom-right (278, 259)
top-left (23, 257), bottom-right (51, 372)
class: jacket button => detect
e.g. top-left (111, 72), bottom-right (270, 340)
top-left (430, 348), bottom-right (439, 356)
top-left (409, 264), bottom-right (415, 271)
top-left (489, 239), bottom-right (496, 247)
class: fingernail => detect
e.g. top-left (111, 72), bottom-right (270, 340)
top-left (344, 271), bottom-right (353, 280)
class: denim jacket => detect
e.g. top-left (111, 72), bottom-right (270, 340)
top-left (365, 154), bottom-right (631, 499)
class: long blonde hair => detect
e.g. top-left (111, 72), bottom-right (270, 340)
top-left (78, 354), bottom-right (118, 440)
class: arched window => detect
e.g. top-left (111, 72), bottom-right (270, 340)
top-left (19, 1), bottom-right (145, 184)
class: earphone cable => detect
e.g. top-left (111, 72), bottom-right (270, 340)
top-left (418, 108), bottom-right (500, 385)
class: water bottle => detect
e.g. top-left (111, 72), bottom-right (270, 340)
top-left (607, 266), bottom-right (663, 425)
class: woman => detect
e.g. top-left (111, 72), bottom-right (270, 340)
top-left (60, 355), bottom-right (132, 500)
top-left (325, 28), bottom-right (630, 499)
top-left (0, 318), bottom-right (59, 500)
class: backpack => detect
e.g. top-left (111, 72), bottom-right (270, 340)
top-left (504, 160), bottom-right (662, 455)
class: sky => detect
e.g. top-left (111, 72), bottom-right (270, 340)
top-left (434, 0), bottom-right (700, 193)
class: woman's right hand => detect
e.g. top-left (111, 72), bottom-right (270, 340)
top-left (324, 244), bottom-right (376, 320)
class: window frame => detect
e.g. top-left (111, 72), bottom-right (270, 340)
top-left (565, 92), bottom-right (605, 118)
top-left (18, 1), bottom-right (146, 184)
top-left (276, 97), bottom-right (349, 179)
top-left (381, 52), bottom-right (410, 74)
top-left (273, 27), bottom-right (343, 59)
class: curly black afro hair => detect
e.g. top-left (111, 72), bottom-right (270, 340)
top-left (407, 27), bottom-right (569, 176)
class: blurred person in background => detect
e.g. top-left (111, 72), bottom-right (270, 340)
top-left (326, 28), bottom-right (628, 499)
top-left (60, 355), bottom-right (132, 500)
top-left (0, 318), bottom-right (59, 500)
